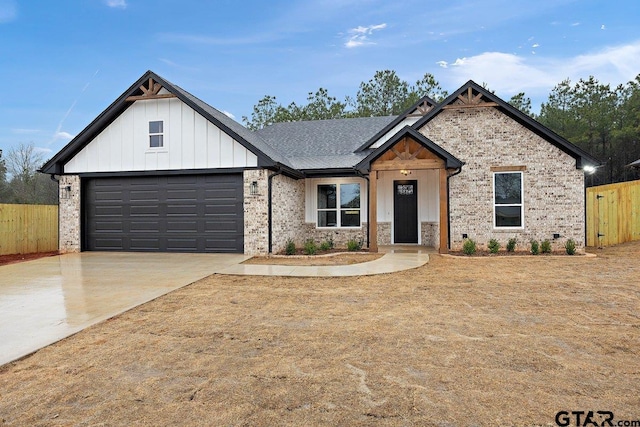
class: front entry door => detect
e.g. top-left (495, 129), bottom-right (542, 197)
top-left (394, 180), bottom-right (418, 243)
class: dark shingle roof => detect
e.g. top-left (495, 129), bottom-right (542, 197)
top-left (255, 116), bottom-right (395, 170)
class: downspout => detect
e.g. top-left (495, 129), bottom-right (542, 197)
top-left (446, 165), bottom-right (464, 250)
top-left (267, 168), bottom-right (283, 254)
top-left (354, 169), bottom-right (370, 248)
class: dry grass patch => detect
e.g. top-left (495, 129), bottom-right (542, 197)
top-left (0, 242), bottom-right (639, 426)
top-left (243, 252), bottom-right (383, 266)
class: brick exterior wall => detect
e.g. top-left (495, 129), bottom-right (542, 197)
top-left (377, 222), bottom-right (391, 246)
top-left (243, 169), bottom-right (269, 255)
top-left (297, 223), bottom-right (368, 250)
top-left (419, 108), bottom-right (585, 251)
top-left (59, 175), bottom-right (81, 253)
top-left (271, 174), bottom-right (305, 254)
top-left (421, 222), bottom-right (439, 249)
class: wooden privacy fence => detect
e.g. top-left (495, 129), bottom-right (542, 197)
top-left (586, 180), bottom-right (640, 247)
top-left (0, 204), bottom-right (59, 255)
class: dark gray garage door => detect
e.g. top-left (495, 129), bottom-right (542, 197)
top-left (84, 174), bottom-right (243, 253)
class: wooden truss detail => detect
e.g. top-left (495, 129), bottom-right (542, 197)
top-left (126, 78), bottom-right (176, 101)
top-left (443, 87), bottom-right (498, 109)
top-left (407, 99), bottom-right (434, 117)
top-left (371, 137), bottom-right (444, 171)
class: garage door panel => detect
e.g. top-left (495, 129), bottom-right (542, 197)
top-left (85, 174), bottom-right (243, 253)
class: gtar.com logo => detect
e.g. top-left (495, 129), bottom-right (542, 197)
top-left (555, 411), bottom-right (640, 427)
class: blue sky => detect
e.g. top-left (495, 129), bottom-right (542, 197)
top-left (1, 0), bottom-right (639, 160)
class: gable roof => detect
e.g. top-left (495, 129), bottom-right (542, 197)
top-left (355, 126), bottom-right (464, 172)
top-left (40, 70), bottom-right (296, 175)
top-left (256, 116), bottom-right (396, 171)
top-left (411, 80), bottom-right (602, 169)
top-left (354, 95), bottom-right (436, 153)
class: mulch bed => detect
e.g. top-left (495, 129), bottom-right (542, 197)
top-left (0, 251), bottom-right (59, 266)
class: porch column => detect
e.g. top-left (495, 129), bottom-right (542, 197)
top-left (439, 168), bottom-right (449, 254)
top-left (369, 171), bottom-right (378, 252)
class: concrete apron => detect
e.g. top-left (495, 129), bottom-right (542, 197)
top-left (0, 252), bottom-right (248, 366)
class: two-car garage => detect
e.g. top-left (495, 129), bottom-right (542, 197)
top-left (83, 174), bottom-right (244, 253)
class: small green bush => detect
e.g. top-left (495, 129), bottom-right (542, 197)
top-left (530, 240), bottom-right (540, 255)
top-left (319, 240), bottom-right (332, 251)
top-left (324, 234), bottom-right (335, 249)
top-left (541, 239), bottom-right (552, 254)
top-left (285, 239), bottom-right (296, 255)
top-left (303, 239), bottom-right (317, 255)
top-left (565, 239), bottom-right (576, 255)
top-left (462, 238), bottom-right (477, 255)
top-left (346, 238), bottom-right (363, 252)
top-left (487, 238), bottom-right (500, 254)
top-left (506, 237), bottom-right (517, 252)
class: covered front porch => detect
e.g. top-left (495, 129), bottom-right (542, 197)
top-left (357, 127), bottom-right (463, 255)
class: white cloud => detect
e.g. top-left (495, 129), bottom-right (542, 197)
top-left (105, 0), bottom-right (127, 9)
top-left (601, 24), bottom-right (606, 30)
top-left (441, 40), bottom-right (640, 100)
top-left (532, 43), bottom-right (540, 48)
top-left (436, 61), bottom-right (448, 68)
top-left (54, 131), bottom-right (74, 140)
top-left (0, 0), bottom-right (17, 23)
top-left (571, 22), bottom-right (580, 27)
top-left (222, 110), bottom-right (235, 119)
top-left (344, 23), bottom-right (387, 48)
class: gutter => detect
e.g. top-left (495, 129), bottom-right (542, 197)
top-left (446, 164), bottom-right (464, 250)
top-left (354, 169), bottom-right (370, 248)
top-left (267, 167), bottom-right (284, 254)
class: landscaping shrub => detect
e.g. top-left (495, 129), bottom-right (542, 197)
top-left (565, 239), bottom-right (576, 255)
top-left (303, 239), bottom-right (317, 255)
top-left (487, 238), bottom-right (500, 254)
top-left (530, 240), bottom-right (540, 255)
top-left (541, 239), bottom-right (552, 254)
top-left (324, 235), bottom-right (334, 249)
top-left (462, 238), bottom-right (477, 255)
top-left (319, 240), bottom-right (332, 251)
top-left (506, 237), bottom-right (517, 252)
top-left (285, 239), bottom-right (296, 255)
top-left (346, 238), bottom-right (363, 252)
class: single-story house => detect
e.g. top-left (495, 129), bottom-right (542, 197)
top-left (41, 70), bottom-right (601, 255)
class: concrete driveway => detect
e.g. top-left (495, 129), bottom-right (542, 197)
top-left (0, 252), bottom-right (247, 366)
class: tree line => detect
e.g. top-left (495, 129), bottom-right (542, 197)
top-left (243, 70), bottom-right (640, 185)
top-left (0, 143), bottom-right (58, 204)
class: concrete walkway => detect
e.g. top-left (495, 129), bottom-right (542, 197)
top-left (217, 246), bottom-right (431, 277)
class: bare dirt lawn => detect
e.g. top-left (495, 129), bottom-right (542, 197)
top-left (0, 242), bottom-right (638, 426)
top-left (0, 251), bottom-right (59, 266)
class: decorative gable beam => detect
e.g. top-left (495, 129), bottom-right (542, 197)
top-left (443, 86), bottom-right (498, 109)
top-left (126, 77), bottom-right (176, 102)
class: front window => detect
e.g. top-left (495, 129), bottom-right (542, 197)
top-left (494, 172), bottom-right (523, 228)
top-left (317, 183), bottom-right (361, 227)
top-left (149, 121), bottom-right (164, 148)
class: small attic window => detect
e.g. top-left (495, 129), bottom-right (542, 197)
top-left (149, 121), bottom-right (164, 148)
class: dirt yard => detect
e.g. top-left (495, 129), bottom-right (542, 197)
top-left (0, 243), bottom-right (638, 426)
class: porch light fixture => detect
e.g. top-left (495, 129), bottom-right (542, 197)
top-left (61, 185), bottom-right (72, 199)
top-left (250, 181), bottom-right (259, 196)
top-left (583, 165), bottom-right (596, 174)
top-left (400, 169), bottom-right (411, 176)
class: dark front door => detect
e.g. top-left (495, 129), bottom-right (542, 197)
top-left (394, 180), bottom-right (418, 243)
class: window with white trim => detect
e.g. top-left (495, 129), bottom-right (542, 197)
top-left (493, 171), bottom-right (523, 228)
top-left (317, 183), bottom-right (361, 227)
top-left (149, 121), bottom-right (164, 148)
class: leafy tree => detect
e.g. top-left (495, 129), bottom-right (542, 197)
top-left (355, 70), bottom-right (411, 116)
top-left (508, 92), bottom-right (533, 117)
top-left (410, 73), bottom-right (448, 103)
top-left (0, 152), bottom-right (11, 202)
top-left (300, 88), bottom-right (347, 121)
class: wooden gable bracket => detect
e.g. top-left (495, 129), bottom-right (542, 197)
top-left (407, 100), bottom-right (434, 117)
top-left (443, 87), bottom-right (498, 109)
top-left (126, 78), bottom-right (176, 102)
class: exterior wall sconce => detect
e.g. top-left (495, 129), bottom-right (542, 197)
top-left (250, 181), bottom-right (259, 196)
top-left (400, 169), bottom-right (411, 176)
top-left (61, 185), bottom-right (72, 199)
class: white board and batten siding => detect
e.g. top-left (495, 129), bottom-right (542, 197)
top-left (368, 116), bottom-right (420, 149)
top-left (64, 97), bottom-right (258, 173)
